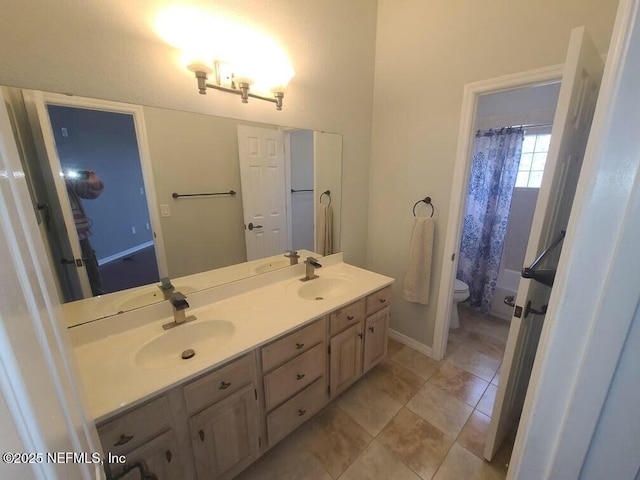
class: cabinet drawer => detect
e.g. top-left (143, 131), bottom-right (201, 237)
top-left (183, 354), bottom-right (254, 415)
top-left (267, 378), bottom-right (327, 447)
top-left (366, 286), bottom-right (392, 315)
top-left (329, 299), bottom-right (365, 335)
top-left (261, 318), bottom-right (326, 372)
top-left (264, 342), bottom-right (326, 411)
top-left (98, 396), bottom-right (171, 456)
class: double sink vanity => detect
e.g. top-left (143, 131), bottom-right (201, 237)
top-left (69, 253), bottom-right (393, 479)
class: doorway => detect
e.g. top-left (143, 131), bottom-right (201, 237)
top-left (23, 92), bottom-right (168, 300)
top-left (456, 83), bottom-right (560, 323)
top-left (433, 27), bottom-right (604, 464)
top-left (47, 105), bottom-right (159, 294)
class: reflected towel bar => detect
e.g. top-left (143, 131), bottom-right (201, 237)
top-left (291, 189), bottom-right (314, 193)
top-left (172, 190), bottom-right (236, 199)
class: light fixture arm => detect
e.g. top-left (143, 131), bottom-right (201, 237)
top-left (191, 70), bottom-right (285, 110)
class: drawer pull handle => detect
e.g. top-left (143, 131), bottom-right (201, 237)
top-left (379, 298), bottom-right (387, 304)
top-left (369, 326), bottom-right (375, 333)
top-left (114, 434), bottom-right (134, 447)
top-left (347, 315), bottom-right (354, 321)
top-left (295, 342), bottom-right (305, 350)
top-left (296, 373), bottom-right (306, 381)
top-left (358, 333), bottom-right (363, 339)
top-left (165, 450), bottom-right (172, 463)
top-left (219, 381), bottom-right (231, 390)
top-left (199, 430), bottom-right (205, 441)
top-left (297, 409), bottom-right (307, 416)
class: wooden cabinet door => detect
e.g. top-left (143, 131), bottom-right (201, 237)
top-left (189, 384), bottom-right (260, 480)
top-left (106, 430), bottom-right (182, 480)
top-left (330, 321), bottom-right (363, 398)
top-left (363, 306), bottom-right (389, 373)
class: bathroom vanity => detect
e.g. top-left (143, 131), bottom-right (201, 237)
top-left (70, 254), bottom-right (392, 479)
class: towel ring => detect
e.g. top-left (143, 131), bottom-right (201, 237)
top-left (320, 190), bottom-right (332, 206)
top-left (412, 197), bottom-right (434, 217)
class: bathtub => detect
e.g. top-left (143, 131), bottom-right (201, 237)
top-left (490, 268), bottom-right (520, 321)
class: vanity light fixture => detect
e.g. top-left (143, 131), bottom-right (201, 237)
top-left (188, 62), bottom-right (286, 110)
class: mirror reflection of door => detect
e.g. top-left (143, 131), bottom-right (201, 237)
top-left (237, 125), bottom-right (288, 261)
top-left (36, 102), bottom-right (164, 299)
top-left (47, 106), bottom-right (160, 296)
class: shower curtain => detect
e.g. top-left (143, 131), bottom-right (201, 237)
top-left (457, 127), bottom-right (524, 313)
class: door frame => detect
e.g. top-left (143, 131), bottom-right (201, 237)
top-left (24, 91), bottom-right (169, 285)
top-left (431, 64), bottom-right (564, 362)
top-left (0, 93), bottom-right (102, 479)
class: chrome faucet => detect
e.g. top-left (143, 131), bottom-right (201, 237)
top-left (163, 291), bottom-right (197, 330)
top-left (300, 257), bottom-right (322, 282)
top-left (158, 277), bottom-right (175, 300)
top-left (284, 250), bottom-right (300, 265)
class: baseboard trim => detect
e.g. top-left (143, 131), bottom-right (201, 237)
top-left (389, 329), bottom-right (434, 359)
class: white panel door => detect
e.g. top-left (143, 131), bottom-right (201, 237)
top-left (237, 125), bottom-right (288, 260)
top-left (23, 91), bottom-right (93, 298)
top-left (484, 26), bottom-right (604, 460)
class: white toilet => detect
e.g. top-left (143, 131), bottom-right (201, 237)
top-left (450, 279), bottom-right (470, 329)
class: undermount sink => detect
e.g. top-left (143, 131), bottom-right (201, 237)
top-left (135, 320), bottom-right (235, 370)
top-left (291, 275), bottom-right (355, 301)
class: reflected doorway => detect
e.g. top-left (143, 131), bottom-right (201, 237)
top-left (47, 105), bottom-right (160, 295)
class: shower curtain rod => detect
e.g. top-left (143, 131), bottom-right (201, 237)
top-left (476, 123), bottom-right (553, 136)
top-left (510, 123), bottom-right (554, 129)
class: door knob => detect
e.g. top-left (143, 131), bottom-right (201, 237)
top-left (504, 295), bottom-right (516, 307)
top-left (247, 223), bottom-right (263, 231)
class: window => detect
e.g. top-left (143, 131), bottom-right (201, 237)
top-left (516, 132), bottom-right (551, 188)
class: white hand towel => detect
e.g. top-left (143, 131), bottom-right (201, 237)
top-left (317, 204), bottom-right (333, 255)
top-left (403, 217), bottom-right (435, 305)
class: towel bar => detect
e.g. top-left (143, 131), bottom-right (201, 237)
top-left (319, 190), bottom-right (331, 206)
top-left (412, 197), bottom-right (434, 217)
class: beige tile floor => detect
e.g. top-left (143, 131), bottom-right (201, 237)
top-left (237, 305), bottom-right (514, 480)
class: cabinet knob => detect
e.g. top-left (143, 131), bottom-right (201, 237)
top-left (165, 450), bottom-right (172, 463)
top-left (296, 373), bottom-right (306, 381)
top-left (369, 326), bottom-right (375, 333)
top-left (295, 342), bottom-right (305, 350)
top-left (357, 333), bottom-right (363, 339)
top-left (379, 298), bottom-right (386, 304)
top-left (297, 409), bottom-right (307, 416)
top-left (347, 315), bottom-right (354, 321)
top-left (114, 433), bottom-right (134, 447)
top-left (198, 430), bottom-right (205, 441)
top-left (219, 381), bottom-right (231, 390)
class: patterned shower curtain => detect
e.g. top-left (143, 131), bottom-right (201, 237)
top-left (457, 127), bottom-right (524, 313)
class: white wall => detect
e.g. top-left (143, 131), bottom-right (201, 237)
top-left (368, 0), bottom-right (619, 347)
top-left (314, 132), bottom-right (343, 253)
top-left (144, 107), bottom-right (255, 278)
top-left (476, 82), bottom-right (561, 130)
top-left (290, 129), bottom-right (315, 251)
top-left (0, 0), bottom-right (377, 268)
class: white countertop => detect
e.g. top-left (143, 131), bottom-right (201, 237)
top-left (72, 258), bottom-right (393, 423)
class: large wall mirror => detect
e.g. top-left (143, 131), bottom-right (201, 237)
top-left (2, 86), bottom-right (342, 327)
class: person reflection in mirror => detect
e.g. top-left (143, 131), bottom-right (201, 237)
top-left (64, 169), bottom-right (105, 296)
